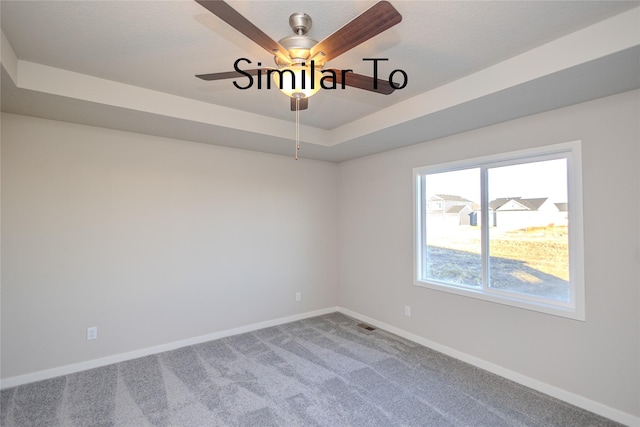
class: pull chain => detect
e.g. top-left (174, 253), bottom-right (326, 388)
top-left (295, 97), bottom-right (300, 160)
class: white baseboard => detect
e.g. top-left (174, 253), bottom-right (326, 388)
top-left (0, 306), bottom-right (338, 390)
top-left (337, 307), bottom-right (639, 427)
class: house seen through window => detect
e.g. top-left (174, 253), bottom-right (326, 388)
top-left (414, 142), bottom-right (584, 320)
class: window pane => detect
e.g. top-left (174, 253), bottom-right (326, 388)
top-left (487, 159), bottom-right (570, 301)
top-left (424, 168), bottom-right (481, 287)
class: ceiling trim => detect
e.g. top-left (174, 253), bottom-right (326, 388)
top-left (1, 30), bottom-right (17, 83)
top-left (328, 7), bottom-right (640, 146)
top-left (10, 57), bottom-right (331, 147)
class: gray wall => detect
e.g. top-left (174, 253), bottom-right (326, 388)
top-left (1, 114), bottom-right (339, 378)
top-left (338, 90), bottom-right (639, 417)
top-left (2, 90), bottom-right (639, 419)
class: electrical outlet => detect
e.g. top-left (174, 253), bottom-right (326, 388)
top-left (404, 306), bottom-right (411, 317)
top-left (87, 327), bottom-right (98, 340)
top-left (295, 292), bottom-right (302, 302)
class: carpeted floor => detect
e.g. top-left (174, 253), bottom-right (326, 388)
top-left (0, 312), bottom-right (621, 426)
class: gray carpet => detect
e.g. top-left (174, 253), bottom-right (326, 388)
top-left (0, 312), bottom-right (621, 426)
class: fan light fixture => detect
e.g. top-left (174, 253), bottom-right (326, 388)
top-left (272, 63), bottom-right (322, 99)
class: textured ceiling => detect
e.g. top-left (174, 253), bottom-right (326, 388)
top-left (1, 1), bottom-right (639, 161)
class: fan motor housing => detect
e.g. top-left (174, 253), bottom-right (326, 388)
top-left (278, 35), bottom-right (317, 63)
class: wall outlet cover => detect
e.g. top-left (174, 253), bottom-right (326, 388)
top-left (87, 327), bottom-right (98, 340)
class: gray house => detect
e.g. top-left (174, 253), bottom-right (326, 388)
top-left (487, 197), bottom-right (567, 229)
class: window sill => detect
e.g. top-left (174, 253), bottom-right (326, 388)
top-left (413, 279), bottom-right (585, 321)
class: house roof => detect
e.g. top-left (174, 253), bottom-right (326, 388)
top-left (517, 198), bottom-right (548, 210)
top-left (490, 197), bottom-right (548, 211)
top-left (489, 197), bottom-right (521, 210)
top-left (435, 194), bottom-right (472, 202)
top-left (447, 205), bottom-right (469, 214)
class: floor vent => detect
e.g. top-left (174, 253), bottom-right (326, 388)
top-left (356, 323), bottom-right (376, 331)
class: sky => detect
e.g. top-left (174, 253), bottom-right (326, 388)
top-left (425, 158), bottom-right (568, 204)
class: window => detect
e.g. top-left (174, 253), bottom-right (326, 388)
top-left (414, 141), bottom-right (584, 320)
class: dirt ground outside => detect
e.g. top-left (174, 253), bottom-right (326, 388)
top-left (426, 225), bottom-right (569, 301)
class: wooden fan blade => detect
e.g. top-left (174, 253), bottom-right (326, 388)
top-left (195, 68), bottom-right (267, 81)
top-left (195, 1), bottom-right (290, 62)
top-left (326, 70), bottom-right (396, 95)
top-left (290, 97), bottom-right (309, 111)
top-left (309, 1), bottom-right (401, 63)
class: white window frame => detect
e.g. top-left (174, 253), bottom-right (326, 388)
top-left (413, 141), bottom-right (585, 320)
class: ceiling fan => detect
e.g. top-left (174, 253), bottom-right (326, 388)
top-left (194, 0), bottom-right (403, 112)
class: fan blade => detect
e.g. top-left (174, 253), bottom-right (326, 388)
top-left (195, 1), bottom-right (290, 63)
top-left (326, 70), bottom-right (395, 95)
top-left (290, 97), bottom-right (309, 111)
top-left (195, 68), bottom-right (276, 81)
top-left (309, 1), bottom-right (401, 63)
top-left (196, 68), bottom-right (269, 81)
